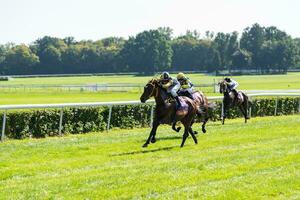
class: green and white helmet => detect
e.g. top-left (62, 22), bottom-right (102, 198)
top-left (160, 71), bottom-right (170, 80)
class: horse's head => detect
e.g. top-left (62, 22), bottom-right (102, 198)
top-left (140, 79), bottom-right (159, 103)
top-left (218, 80), bottom-right (228, 94)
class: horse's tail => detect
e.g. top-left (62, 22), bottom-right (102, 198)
top-left (243, 93), bottom-right (252, 107)
top-left (207, 101), bottom-right (217, 111)
top-left (248, 99), bottom-right (253, 107)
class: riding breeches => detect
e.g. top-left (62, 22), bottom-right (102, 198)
top-left (229, 83), bottom-right (238, 90)
top-left (180, 87), bottom-right (194, 94)
top-left (167, 84), bottom-right (180, 97)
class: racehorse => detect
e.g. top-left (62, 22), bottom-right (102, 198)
top-left (175, 90), bottom-right (214, 134)
top-left (140, 79), bottom-right (199, 147)
top-left (219, 80), bottom-right (251, 124)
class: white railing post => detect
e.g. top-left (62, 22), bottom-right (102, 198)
top-left (58, 107), bottom-right (64, 135)
top-left (274, 97), bottom-right (278, 116)
top-left (213, 79), bottom-right (216, 93)
top-left (248, 97), bottom-right (252, 118)
top-left (150, 105), bottom-right (154, 128)
top-left (107, 106), bottom-right (112, 131)
top-left (1, 110), bottom-right (7, 142)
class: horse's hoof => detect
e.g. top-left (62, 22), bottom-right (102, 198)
top-left (142, 143), bottom-right (148, 148)
top-left (194, 131), bottom-right (198, 135)
top-left (151, 138), bottom-right (156, 143)
top-left (202, 129), bottom-right (206, 133)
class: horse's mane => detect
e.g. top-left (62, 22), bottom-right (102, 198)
top-left (218, 80), bottom-right (227, 85)
top-left (148, 78), bottom-right (159, 85)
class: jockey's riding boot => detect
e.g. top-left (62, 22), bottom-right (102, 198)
top-left (187, 92), bottom-right (194, 100)
top-left (232, 89), bottom-right (238, 104)
top-left (175, 96), bottom-right (182, 110)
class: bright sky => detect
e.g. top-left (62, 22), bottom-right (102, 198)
top-left (1, 0), bottom-right (299, 44)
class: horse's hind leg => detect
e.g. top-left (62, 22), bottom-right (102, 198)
top-left (188, 127), bottom-right (198, 144)
top-left (190, 119), bottom-right (198, 134)
top-left (239, 102), bottom-right (248, 123)
top-left (222, 104), bottom-right (228, 125)
top-left (202, 116), bottom-right (209, 133)
top-left (172, 122), bottom-right (181, 132)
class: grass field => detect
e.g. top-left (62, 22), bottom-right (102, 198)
top-left (0, 115), bottom-right (299, 199)
top-left (0, 72), bottom-right (300, 105)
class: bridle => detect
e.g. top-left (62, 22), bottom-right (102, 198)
top-left (219, 81), bottom-right (229, 94)
top-left (146, 80), bottom-right (159, 98)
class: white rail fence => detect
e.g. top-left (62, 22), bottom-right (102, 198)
top-left (0, 83), bottom-right (216, 92)
top-left (0, 93), bottom-right (300, 141)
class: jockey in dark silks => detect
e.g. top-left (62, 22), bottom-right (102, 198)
top-left (159, 72), bottom-right (181, 109)
top-left (177, 72), bottom-right (195, 100)
top-left (224, 77), bottom-right (239, 101)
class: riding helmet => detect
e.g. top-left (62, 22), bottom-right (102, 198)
top-left (177, 72), bottom-right (186, 81)
top-left (224, 77), bottom-right (231, 82)
top-left (160, 71), bottom-right (170, 80)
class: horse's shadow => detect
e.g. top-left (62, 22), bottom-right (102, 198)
top-left (110, 145), bottom-right (178, 157)
top-left (143, 135), bottom-right (182, 142)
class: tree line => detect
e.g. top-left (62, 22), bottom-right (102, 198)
top-left (0, 23), bottom-right (299, 75)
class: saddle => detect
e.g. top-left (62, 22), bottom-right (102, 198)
top-left (177, 90), bottom-right (194, 100)
top-left (231, 90), bottom-right (244, 103)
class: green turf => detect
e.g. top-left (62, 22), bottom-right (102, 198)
top-left (2, 73), bottom-right (300, 88)
top-left (0, 72), bottom-right (299, 105)
top-left (0, 115), bottom-right (299, 199)
top-left (0, 91), bottom-right (140, 105)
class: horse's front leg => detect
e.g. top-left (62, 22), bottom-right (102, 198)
top-left (222, 102), bottom-right (228, 125)
top-left (239, 105), bottom-right (248, 123)
top-left (143, 120), bottom-right (159, 147)
top-left (202, 116), bottom-right (209, 133)
top-left (222, 103), bottom-right (229, 124)
top-left (151, 121), bottom-right (159, 143)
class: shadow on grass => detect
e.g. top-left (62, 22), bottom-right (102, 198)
top-left (111, 145), bottom-right (178, 157)
top-left (137, 135), bottom-right (183, 143)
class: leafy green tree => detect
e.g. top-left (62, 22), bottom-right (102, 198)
top-left (31, 36), bottom-right (67, 73)
top-left (172, 34), bottom-right (220, 72)
top-left (0, 24), bottom-right (299, 75)
top-left (232, 49), bottom-right (252, 69)
top-left (240, 24), bottom-right (297, 73)
top-left (292, 38), bottom-right (300, 69)
top-left (213, 32), bottom-right (238, 68)
top-left (63, 37), bottom-right (76, 46)
top-left (0, 45), bottom-right (7, 67)
top-left (61, 45), bottom-right (82, 73)
top-left (3, 44), bottom-right (39, 74)
top-left (240, 23), bottom-right (265, 69)
top-left (101, 37), bottom-right (126, 48)
top-left (120, 28), bottom-right (173, 74)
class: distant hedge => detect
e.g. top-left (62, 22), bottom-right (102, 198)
top-left (0, 97), bottom-right (299, 139)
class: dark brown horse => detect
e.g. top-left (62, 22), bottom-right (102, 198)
top-left (140, 79), bottom-right (199, 147)
top-left (219, 80), bottom-right (250, 124)
top-left (174, 91), bottom-right (213, 134)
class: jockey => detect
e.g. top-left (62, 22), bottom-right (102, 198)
top-left (177, 72), bottom-right (195, 100)
top-left (159, 71), bottom-right (181, 109)
top-left (224, 77), bottom-right (239, 99)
